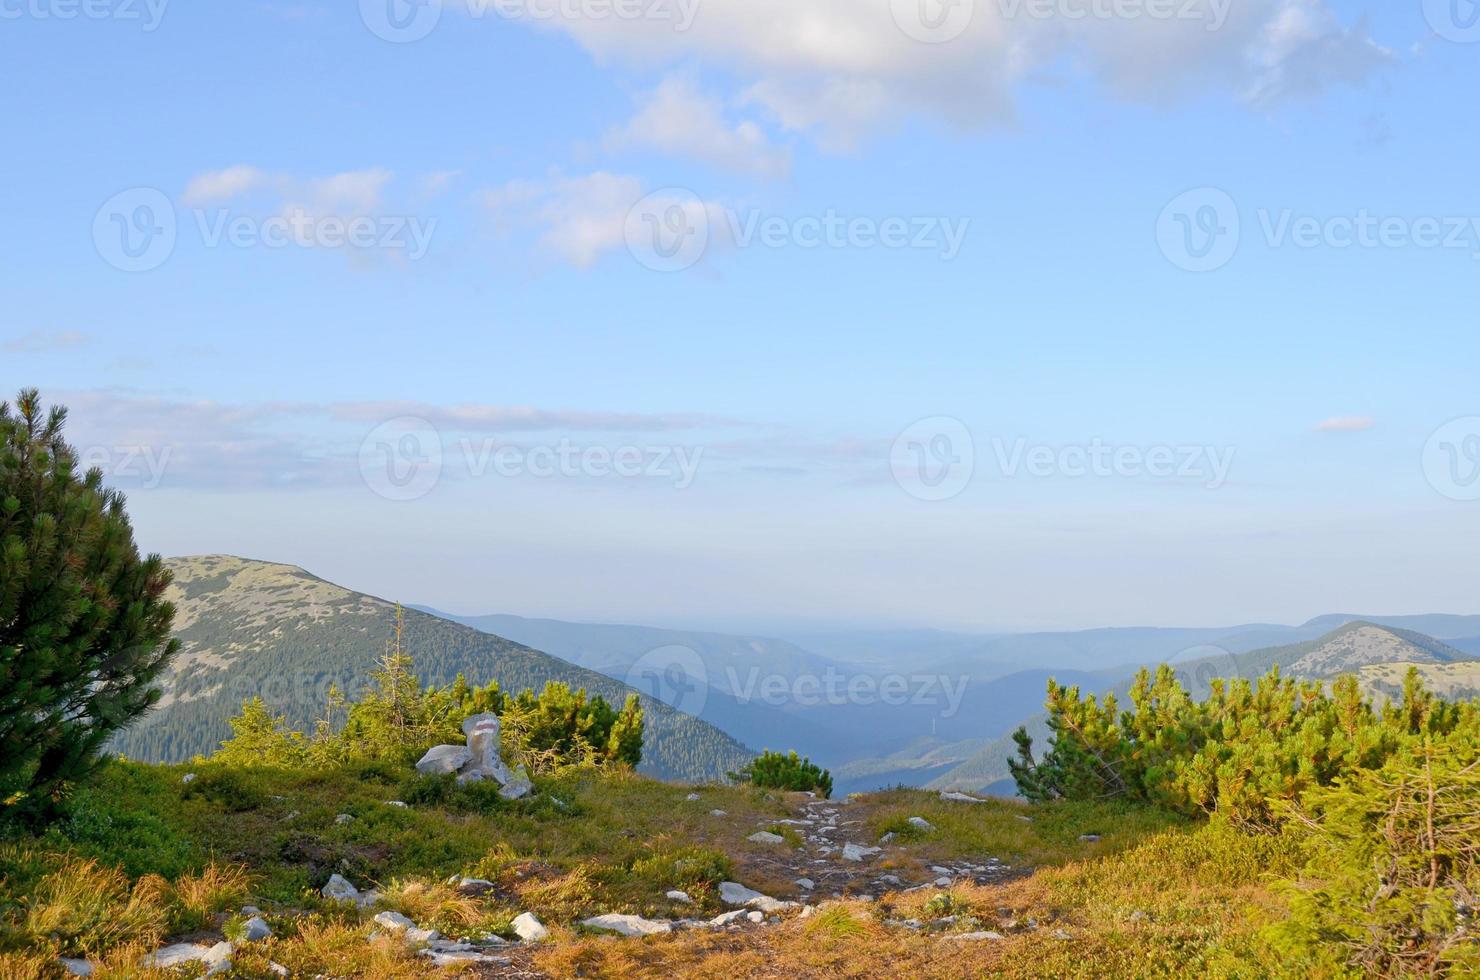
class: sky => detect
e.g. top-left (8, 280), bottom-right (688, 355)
top-left (3, 0), bottom-right (1480, 634)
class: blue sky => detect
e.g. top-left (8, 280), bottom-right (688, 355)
top-left (4, 0), bottom-right (1479, 633)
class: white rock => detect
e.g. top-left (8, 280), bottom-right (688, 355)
top-left (709, 809), bottom-right (727, 817)
top-left (939, 791), bottom-right (986, 803)
top-left (718, 881), bottom-right (797, 913)
top-left (512, 911), bottom-right (548, 942)
top-left (373, 910), bottom-right (415, 932)
top-left (415, 744), bottom-right (472, 776)
top-left (268, 963), bottom-right (289, 977)
top-left (455, 877), bottom-right (496, 895)
top-left (878, 832), bottom-right (897, 844)
top-left (666, 890), bottom-right (693, 904)
top-left (59, 959), bottom-right (92, 977)
top-left (335, 813), bottom-right (354, 825)
top-left (420, 949), bottom-right (510, 967)
top-left (144, 941), bottom-right (233, 974)
top-left (708, 909), bottom-right (749, 927)
top-left (241, 905), bottom-right (261, 916)
top-left (746, 910), bottom-right (764, 923)
top-left (842, 843), bottom-right (881, 862)
top-left (384, 800), bottom-right (409, 808)
top-left (686, 792), bottom-right (701, 801)
top-left (934, 877), bottom-right (953, 887)
top-left (181, 773), bottom-right (196, 784)
top-left (945, 931), bottom-right (1005, 941)
top-left (406, 927), bottom-right (441, 944)
top-left (580, 914), bottom-right (673, 937)
top-left (748, 831), bottom-right (785, 845)
top-left (241, 916), bottom-right (273, 941)
top-left (795, 878), bottom-right (815, 890)
top-left (907, 817), bottom-right (934, 831)
top-left (321, 874), bottom-right (359, 902)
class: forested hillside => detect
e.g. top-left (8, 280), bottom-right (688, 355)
top-left (109, 556), bottom-right (752, 782)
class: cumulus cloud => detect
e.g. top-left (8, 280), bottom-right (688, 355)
top-left (1315, 416), bottom-right (1375, 433)
top-left (465, 0), bottom-right (1392, 146)
top-left (607, 75), bottom-right (791, 178)
top-left (181, 165), bottom-right (273, 207)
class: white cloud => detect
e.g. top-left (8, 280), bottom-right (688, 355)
top-left (1315, 416), bottom-right (1375, 433)
top-left (3, 330), bottom-right (89, 353)
top-left (608, 75), bottom-right (791, 178)
top-left (484, 171), bottom-right (643, 268)
top-left (181, 165), bottom-right (272, 206)
top-left (475, 0), bottom-right (1391, 145)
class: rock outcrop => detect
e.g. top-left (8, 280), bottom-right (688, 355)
top-left (414, 713), bottom-right (532, 799)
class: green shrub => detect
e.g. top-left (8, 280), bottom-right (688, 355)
top-left (730, 750), bottom-right (833, 798)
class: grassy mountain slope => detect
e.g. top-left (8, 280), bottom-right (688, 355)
top-left (931, 622), bottom-right (1480, 794)
top-left (110, 556), bottom-right (753, 782)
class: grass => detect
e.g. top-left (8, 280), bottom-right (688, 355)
top-left (0, 757), bottom-right (1349, 978)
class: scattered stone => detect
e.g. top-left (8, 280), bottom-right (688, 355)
top-left (241, 916), bottom-right (273, 942)
top-left (180, 773), bottom-right (196, 784)
top-left (745, 911), bottom-right (764, 923)
top-left (945, 931), bottom-right (1005, 941)
top-left (384, 800), bottom-right (409, 808)
top-left (748, 831), bottom-right (786, 845)
top-left (1053, 928), bottom-right (1073, 940)
top-left (144, 941), bottom-right (233, 975)
top-left (241, 905), bottom-right (261, 916)
top-left (878, 832), bottom-right (897, 845)
top-left (718, 881), bottom-right (797, 913)
top-left (59, 959), bottom-right (91, 977)
top-left (335, 813), bottom-right (354, 825)
top-left (842, 843), bottom-right (881, 862)
top-left (708, 910), bottom-right (748, 927)
top-left (939, 791), bottom-right (985, 803)
top-left (666, 890), bottom-right (694, 904)
top-left (581, 913), bottom-right (673, 937)
top-left (907, 816), bottom-right (934, 831)
top-left (686, 792), bottom-right (701, 801)
top-left (795, 878), bottom-right (815, 890)
top-left (268, 963), bottom-right (288, 977)
top-left (420, 949), bottom-right (511, 967)
top-left (406, 927), bottom-right (440, 944)
top-left (1078, 834), bottom-right (1101, 843)
top-left (512, 911), bottom-right (548, 942)
top-left (1015, 814), bottom-right (1034, 823)
top-left (321, 874), bottom-right (360, 903)
top-left (1128, 910), bottom-right (1149, 924)
top-left (373, 911), bottom-right (416, 932)
top-left (415, 744), bottom-right (473, 776)
top-left (934, 877), bottom-right (953, 887)
top-left (709, 809), bottom-right (728, 817)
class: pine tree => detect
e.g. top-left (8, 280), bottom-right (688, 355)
top-left (0, 389), bottom-right (179, 810)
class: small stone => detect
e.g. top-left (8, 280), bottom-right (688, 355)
top-left (268, 963), bottom-right (288, 977)
top-left (580, 913), bottom-right (673, 937)
top-left (934, 877), bottom-right (953, 887)
top-left (795, 878), bottom-right (815, 890)
top-left (710, 809), bottom-right (728, 817)
top-left (241, 905), bottom-right (261, 916)
top-left (907, 816), bottom-right (934, 831)
top-left (878, 832), bottom-right (897, 845)
top-left (455, 877), bottom-right (496, 895)
top-left (241, 916), bottom-right (272, 941)
top-left (335, 813), bottom-right (354, 825)
top-left (1129, 910), bottom-right (1149, 923)
top-left (842, 843), bottom-right (881, 862)
top-left (745, 910), bottom-right (764, 923)
top-left (512, 911), bottom-right (548, 942)
top-left (708, 909), bottom-right (748, 927)
top-left (406, 927), bottom-right (441, 944)
top-left (939, 791), bottom-right (985, 803)
top-left (1078, 834), bottom-right (1101, 843)
top-left (945, 931), bottom-right (1005, 941)
top-left (321, 874), bottom-right (359, 902)
top-left (666, 890), bottom-right (694, 904)
top-left (181, 772), bottom-right (196, 784)
top-left (385, 800), bottom-right (409, 808)
top-left (374, 911), bottom-right (415, 932)
top-left (686, 792), bottom-right (701, 801)
top-left (1053, 928), bottom-right (1073, 940)
top-left (59, 960), bottom-right (92, 977)
top-left (748, 831), bottom-right (786, 845)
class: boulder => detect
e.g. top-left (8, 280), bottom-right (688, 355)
top-left (842, 843), bottom-right (881, 862)
top-left (416, 744), bottom-right (472, 776)
top-left (666, 890), bottom-right (693, 904)
top-left (512, 911), bottom-right (548, 942)
top-left (718, 881), bottom-right (796, 913)
top-left (373, 910), bottom-right (416, 932)
top-left (907, 817), bottom-right (934, 831)
top-left (580, 914), bottom-right (673, 937)
top-left (241, 916), bottom-right (272, 941)
top-left (939, 791), bottom-right (985, 803)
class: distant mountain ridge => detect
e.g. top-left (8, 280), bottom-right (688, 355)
top-left (930, 621), bottom-right (1480, 795)
top-left (113, 556), bottom-right (754, 782)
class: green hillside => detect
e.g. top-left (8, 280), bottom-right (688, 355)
top-left (110, 556), bottom-right (753, 782)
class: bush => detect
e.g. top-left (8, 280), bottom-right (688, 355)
top-left (730, 750), bottom-right (833, 798)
